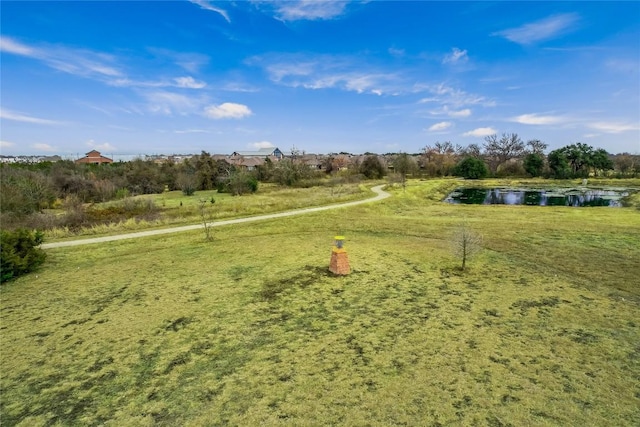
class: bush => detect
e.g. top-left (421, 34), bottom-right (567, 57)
top-left (523, 153), bottom-right (545, 177)
top-left (453, 157), bottom-right (488, 179)
top-left (1, 229), bottom-right (47, 283)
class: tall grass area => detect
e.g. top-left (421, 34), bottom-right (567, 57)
top-left (45, 182), bottom-right (371, 240)
top-left (2, 179), bottom-right (638, 426)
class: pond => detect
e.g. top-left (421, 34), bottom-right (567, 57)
top-left (444, 187), bottom-right (631, 207)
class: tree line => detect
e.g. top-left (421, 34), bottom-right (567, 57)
top-left (1, 137), bottom-right (637, 224)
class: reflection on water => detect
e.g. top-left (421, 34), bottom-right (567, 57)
top-left (445, 188), bottom-right (629, 207)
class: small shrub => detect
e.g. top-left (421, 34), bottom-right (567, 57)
top-left (1, 228), bottom-right (47, 283)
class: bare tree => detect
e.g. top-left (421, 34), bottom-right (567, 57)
top-left (198, 198), bottom-right (214, 241)
top-left (452, 221), bottom-right (482, 271)
top-left (483, 133), bottom-right (525, 173)
top-left (526, 139), bottom-right (548, 155)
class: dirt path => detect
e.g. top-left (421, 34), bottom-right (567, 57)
top-left (41, 184), bottom-right (391, 249)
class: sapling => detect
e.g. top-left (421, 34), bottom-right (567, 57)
top-left (452, 221), bottom-right (482, 271)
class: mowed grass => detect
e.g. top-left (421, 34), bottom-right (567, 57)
top-left (1, 179), bottom-right (639, 426)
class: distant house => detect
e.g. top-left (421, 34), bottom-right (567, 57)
top-left (75, 150), bottom-right (113, 165)
top-left (231, 147), bottom-right (284, 160)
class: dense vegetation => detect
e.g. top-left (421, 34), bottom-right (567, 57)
top-left (1, 137), bottom-right (638, 233)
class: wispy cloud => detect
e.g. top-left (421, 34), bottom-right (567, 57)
top-left (204, 102), bottom-right (253, 119)
top-left (419, 83), bottom-right (494, 108)
top-left (1, 35), bottom-right (123, 80)
top-left (0, 36), bottom-right (35, 55)
top-left (174, 129), bottom-right (210, 134)
top-left (266, 0), bottom-right (350, 21)
top-left (511, 113), bottom-right (565, 125)
top-left (250, 141), bottom-right (275, 149)
top-left (430, 106), bottom-right (472, 118)
top-left (174, 76), bottom-right (207, 89)
top-left (463, 127), bottom-right (496, 137)
top-left (86, 140), bottom-right (116, 152)
top-left (428, 121), bottom-right (452, 132)
top-left (0, 108), bottom-right (67, 125)
top-left (189, 0), bottom-right (230, 22)
top-left (493, 13), bottom-right (580, 45)
top-left (251, 53), bottom-right (401, 95)
top-left (588, 121), bottom-right (639, 134)
top-left (1, 140), bottom-right (16, 148)
top-left (2, 36), bottom-right (208, 93)
top-left (442, 47), bottom-right (468, 64)
top-left (143, 91), bottom-right (205, 115)
top-left (147, 48), bottom-right (210, 74)
top-left (33, 143), bottom-right (57, 152)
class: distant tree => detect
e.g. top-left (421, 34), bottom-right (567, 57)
top-left (0, 167), bottom-right (55, 215)
top-left (453, 157), bottom-right (488, 179)
top-left (523, 153), bottom-right (545, 177)
top-left (590, 148), bottom-right (614, 177)
top-left (460, 143), bottom-right (482, 159)
top-left (124, 159), bottom-right (164, 194)
top-left (563, 143), bottom-right (593, 177)
top-left (421, 142), bottom-right (460, 177)
top-left (228, 170), bottom-right (258, 195)
top-left (359, 155), bottom-right (385, 179)
top-left (613, 154), bottom-right (639, 177)
top-left (391, 152), bottom-right (417, 190)
top-left (526, 139), bottom-right (548, 155)
top-left (177, 171), bottom-right (198, 196)
top-left (483, 133), bottom-right (525, 173)
top-left (547, 149), bottom-right (571, 179)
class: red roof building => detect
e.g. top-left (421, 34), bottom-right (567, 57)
top-left (75, 150), bottom-right (113, 165)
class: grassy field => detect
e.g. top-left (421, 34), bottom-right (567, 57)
top-left (1, 178), bottom-right (639, 426)
top-left (44, 182), bottom-right (372, 240)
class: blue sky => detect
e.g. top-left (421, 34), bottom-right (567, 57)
top-left (1, 1), bottom-right (639, 158)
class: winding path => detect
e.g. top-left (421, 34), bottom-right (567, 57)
top-left (41, 185), bottom-right (391, 249)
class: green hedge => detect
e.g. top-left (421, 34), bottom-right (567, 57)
top-left (1, 229), bottom-right (46, 283)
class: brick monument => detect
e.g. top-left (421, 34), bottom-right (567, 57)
top-left (329, 236), bottom-right (350, 275)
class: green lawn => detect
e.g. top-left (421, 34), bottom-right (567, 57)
top-left (2, 179), bottom-right (639, 426)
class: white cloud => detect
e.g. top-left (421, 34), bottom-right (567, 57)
top-left (270, 0), bottom-right (349, 21)
top-left (1, 140), bottom-right (16, 148)
top-left (419, 83), bottom-right (494, 108)
top-left (443, 48), bottom-right (468, 64)
top-left (33, 143), bottom-right (56, 152)
top-left (189, 0), bottom-right (230, 22)
top-left (588, 121), bottom-right (639, 134)
top-left (86, 140), bottom-right (116, 151)
top-left (448, 108), bottom-right (471, 118)
top-left (0, 36), bottom-right (123, 80)
top-left (253, 53), bottom-right (401, 95)
top-left (428, 121), bottom-right (452, 132)
top-left (251, 141), bottom-right (275, 149)
top-left (143, 91), bottom-right (204, 115)
top-left (174, 129), bottom-right (209, 134)
top-left (463, 127), bottom-right (496, 137)
top-left (388, 47), bottom-right (405, 57)
top-left (0, 36), bottom-right (35, 55)
top-left (493, 13), bottom-right (580, 45)
top-left (174, 76), bottom-right (207, 89)
top-left (0, 108), bottom-right (66, 125)
top-left (204, 102), bottom-right (253, 119)
top-left (512, 113), bottom-right (564, 125)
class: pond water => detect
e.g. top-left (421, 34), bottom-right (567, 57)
top-left (444, 187), bottom-right (631, 207)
